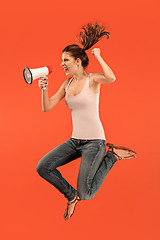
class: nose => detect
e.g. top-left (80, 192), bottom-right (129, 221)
top-left (61, 60), bottom-right (66, 66)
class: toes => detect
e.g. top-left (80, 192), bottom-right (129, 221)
top-left (64, 208), bottom-right (69, 220)
top-left (64, 207), bottom-right (72, 220)
top-left (128, 154), bottom-right (136, 159)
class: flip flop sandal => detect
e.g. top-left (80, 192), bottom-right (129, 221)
top-left (106, 143), bottom-right (137, 160)
top-left (64, 194), bottom-right (81, 220)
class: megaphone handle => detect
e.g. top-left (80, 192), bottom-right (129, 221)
top-left (41, 75), bottom-right (48, 90)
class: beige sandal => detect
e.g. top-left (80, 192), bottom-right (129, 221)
top-left (107, 143), bottom-right (137, 160)
top-left (64, 194), bottom-right (81, 220)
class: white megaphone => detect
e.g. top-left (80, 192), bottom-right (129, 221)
top-left (23, 66), bottom-right (53, 89)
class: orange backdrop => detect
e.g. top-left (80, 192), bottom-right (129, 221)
top-left (1, 0), bottom-right (160, 239)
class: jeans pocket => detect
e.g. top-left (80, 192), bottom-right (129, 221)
top-left (86, 141), bottom-right (102, 151)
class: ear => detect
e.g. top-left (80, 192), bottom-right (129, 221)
top-left (76, 58), bottom-right (81, 64)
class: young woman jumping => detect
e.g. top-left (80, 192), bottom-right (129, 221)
top-left (36, 22), bottom-right (137, 220)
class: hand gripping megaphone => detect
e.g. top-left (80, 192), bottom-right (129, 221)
top-left (23, 66), bottom-right (53, 89)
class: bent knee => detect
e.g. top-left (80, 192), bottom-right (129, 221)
top-left (36, 160), bottom-right (47, 177)
top-left (78, 191), bottom-right (95, 200)
top-left (36, 164), bottom-right (43, 176)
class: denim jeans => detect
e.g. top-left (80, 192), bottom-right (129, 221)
top-left (36, 137), bottom-right (117, 201)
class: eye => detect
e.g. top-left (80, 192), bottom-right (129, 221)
top-left (61, 58), bottom-right (69, 63)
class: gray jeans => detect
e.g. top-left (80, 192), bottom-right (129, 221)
top-left (36, 137), bottom-right (117, 201)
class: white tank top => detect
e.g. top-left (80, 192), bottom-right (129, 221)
top-left (65, 73), bottom-right (106, 140)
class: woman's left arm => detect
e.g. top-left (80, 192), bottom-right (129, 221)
top-left (91, 48), bottom-right (116, 84)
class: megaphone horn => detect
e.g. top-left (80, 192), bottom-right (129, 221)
top-left (23, 66), bottom-right (53, 85)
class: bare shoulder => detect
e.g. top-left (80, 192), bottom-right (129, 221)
top-left (48, 77), bottom-right (72, 107)
top-left (90, 72), bottom-right (115, 84)
top-left (90, 73), bottom-right (101, 86)
top-left (57, 77), bottom-right (71, 91)
top-left (62, 77), bottom-right (72, 90)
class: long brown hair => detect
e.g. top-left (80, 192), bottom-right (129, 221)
top-left (62, 22), bottom-right (110, 69)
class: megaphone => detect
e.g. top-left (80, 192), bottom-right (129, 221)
top-left (23, 66), bottom-right (53, 89)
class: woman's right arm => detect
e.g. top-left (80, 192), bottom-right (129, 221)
top-left (38, 77), bottom-right (69, 112)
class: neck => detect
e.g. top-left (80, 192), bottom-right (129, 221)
top-left (72, 70), bottom-right (89, 82)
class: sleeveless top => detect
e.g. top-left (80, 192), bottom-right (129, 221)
top-left (65, 73), bottom-right (106, 140)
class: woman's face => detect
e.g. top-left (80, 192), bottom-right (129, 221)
top-left (61, 51), bottom-right (80, 76)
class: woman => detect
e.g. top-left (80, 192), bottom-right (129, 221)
top-left (36, 22), bottom-right (137, 220)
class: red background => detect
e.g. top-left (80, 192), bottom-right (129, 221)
top-left (1, 0), bottom-right (160, 239)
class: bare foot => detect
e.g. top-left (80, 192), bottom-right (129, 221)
top-left (109, 148), bottom-right (136, 160)
top-left (64, 195), bottom-right (80, 220)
